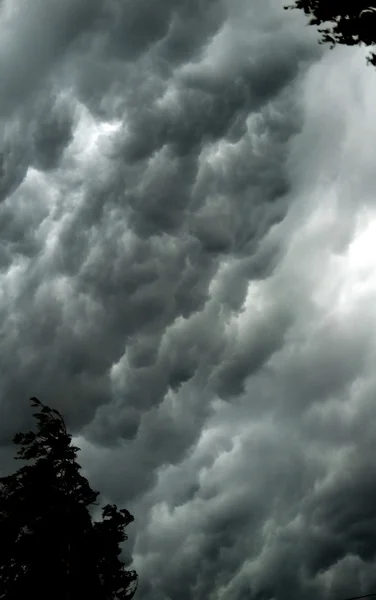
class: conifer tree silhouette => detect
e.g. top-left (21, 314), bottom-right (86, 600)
top-left (0, 397), bottom-right (138, 600)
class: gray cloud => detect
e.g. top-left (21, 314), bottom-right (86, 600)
top-left (0, 0), bottom-right (101, 115)
top-left (2, 1), bottom-right (376, 600)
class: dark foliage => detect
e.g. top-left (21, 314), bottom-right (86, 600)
top-left (0, 397), bottom-right (138, 600)
top-left (284, 1), bottom-right (376, 66)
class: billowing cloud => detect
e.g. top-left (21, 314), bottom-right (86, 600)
top-left (1, 1), bottom-right (376, 600)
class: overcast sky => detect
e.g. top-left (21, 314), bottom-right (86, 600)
top-left (2, 1), bottom-right (376, 599)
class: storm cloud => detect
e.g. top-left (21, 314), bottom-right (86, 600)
top-left (1, 1), bottom-right (376, 600)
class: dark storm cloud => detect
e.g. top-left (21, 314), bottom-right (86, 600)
top-left (2, 2), bottom-right (376, 600)
top-left (0, 0), bottom-right (101, 115)
top-left (97, 0), bottom-right (225, 64)
top-left (123, 49), bottom-right (376, 600)
top-left (0, 0), bottom-right (309, 441)
top-left (28, 92), bottom-right (76, 171)
top-left (63, 0), bottom-right (226, 120)
top-left (0, 131), bottom-right (28, 205)
top-left (0, 91), bottom-right (77, 209)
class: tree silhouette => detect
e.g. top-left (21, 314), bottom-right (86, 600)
top-left (284, 1), bottom-right (376, 67)
top-left (0, 397), bottom-right (138, 600)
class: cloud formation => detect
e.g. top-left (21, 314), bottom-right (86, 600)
top-left (1, 1), bottom-right (376, 600)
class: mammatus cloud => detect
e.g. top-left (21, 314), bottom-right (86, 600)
top-left (1, 1), bottom-right (376, 600)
